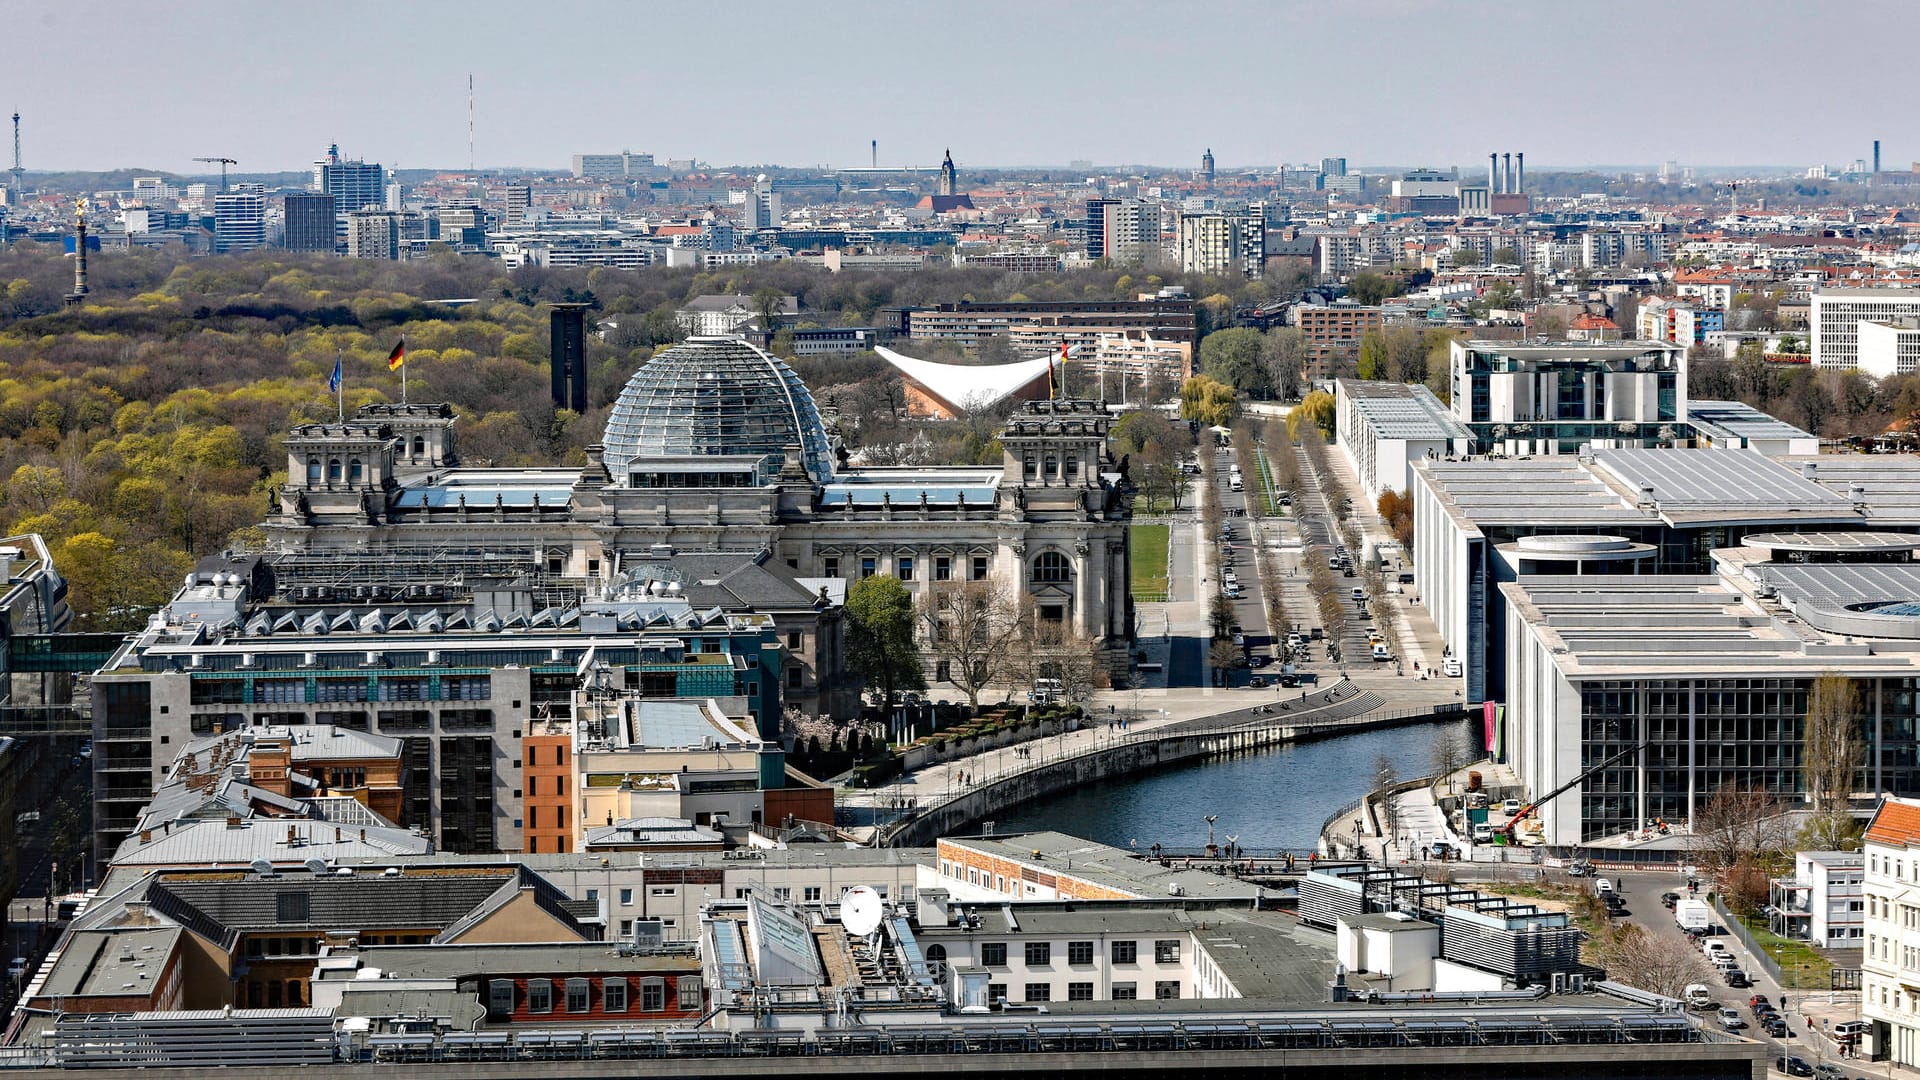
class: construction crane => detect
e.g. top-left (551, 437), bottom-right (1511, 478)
top-left (194, 156), bottom-right (238, 193)
top-left (1500, 738), bottom-right (1655, 845)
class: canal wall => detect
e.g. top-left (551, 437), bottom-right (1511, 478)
top-left (885, 704), bottom-right (1470, 848)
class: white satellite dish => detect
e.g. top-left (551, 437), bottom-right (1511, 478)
top-left (841, 886), bottom-right (885, 937)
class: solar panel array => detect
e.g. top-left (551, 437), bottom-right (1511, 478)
top-left (1594, 449), bottom-right (1847, 510)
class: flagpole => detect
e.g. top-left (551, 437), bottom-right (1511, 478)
top-left (402, 357), bottom-right (408, 405)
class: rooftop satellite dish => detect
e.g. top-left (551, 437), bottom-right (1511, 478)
top-left (841, 885), bottom-right (885, 937)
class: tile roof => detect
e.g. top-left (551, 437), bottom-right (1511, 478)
top-left (1867, 797), bottom-right (1920, 847)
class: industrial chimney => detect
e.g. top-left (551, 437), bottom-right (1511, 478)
top-left (1874, 140), bottom-right (1882, 174)
top-left (1490, 152), bottom-right (1500, 193)
top-left (1503, 154), bottom-right (1513, 197)
top-left (1516, 152), bottom-right (1524, 195)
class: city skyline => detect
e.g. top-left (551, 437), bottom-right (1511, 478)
top-left (3, 0), bottom-right (1915, 175)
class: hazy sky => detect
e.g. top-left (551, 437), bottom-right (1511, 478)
top-left (6, 0), bottom-right (1914, 175)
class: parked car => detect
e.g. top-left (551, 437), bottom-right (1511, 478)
top-left (1761, 1017), bottom-right (1791, 1038)
top-left (1723, 968), bottom-right (1749, 988)
top-left (1441, 657), bottom-right (1463, 678)
top-left (1748, 995), bottom-right (1770, 1009)
top-left (1813, 1065), bottom-right (1849, 1080)
top-left (1776, 1057), bottom-right (1813, 1077)
top-left (1248, 675), bottom-right (1267, 689)
top-left (1660, 891), bottom-right (1681, 909)
top-left (1501, 798), bottom-right (1522, 815)
top-left (1715, 1008), bottom-right (1745, 1030)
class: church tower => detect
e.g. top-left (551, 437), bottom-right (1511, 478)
top-left (935, 149), bottom-right (958, 198)
top-left (1200, 148), bottom-right (1216, 184)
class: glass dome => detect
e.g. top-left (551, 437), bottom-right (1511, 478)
top-left (602, 337), bottom-right (835, 483)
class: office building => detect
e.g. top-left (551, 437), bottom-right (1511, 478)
top-left (1176, 210), bottom-right (1262, 278)
top-left (1768, 851), bottom-right (1863, 949)
top-left (1637, 298), bottom-right (1724, 348)
top-left (1858, 316), bottom-right (1920, 378)
top-left (505, 182), bottom-right (531, 230)
top-left (1812, 288), bottom-right (1920, 371)
top-left (572, 152), bottom-right (652, 179)
top-left (283, 192), bottom-right (336, 253)
top-left (904, 299), bottom-right (1196, 350)
top-left (1320, 157), bottom-right (1347, 179)
top-left (345, 209), bottom-right (398, 260)
top-left (1410, 448), bottom-right (1914, 706)
top-left (674, 293), bottom-right (797, 337)
top-left (740, 174), bottom-right (779, 232)
top-left (1085, 198), bottom-right (1156, 264)
top-left (313, 145), bottom-right (385, 226)
top-left (1295, 304), bottom-right (1383, 380)
top-left (212, 186), bottom-right (266, 254)
top-left (1083, 332), bottom-right (1195, 392)
top-left (1448, 339), bottom-right (1687, 454)
top-left (1501, 535), bottom-right (1920, 846)
top-left (1333, 380), bottom-right (1472, 500)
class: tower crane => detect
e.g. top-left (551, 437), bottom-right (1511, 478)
top-left (194, 157), bottom-right (238, 193)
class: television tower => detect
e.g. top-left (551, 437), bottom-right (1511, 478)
top-left (9, 111), bottom-right (22, 194)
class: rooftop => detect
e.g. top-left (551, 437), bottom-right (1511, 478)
top-left (939, 832), bottom-right (1273, 902)
top-left (1867, 797), bottom-right (1920, 848)
top-left (35, 926), bottom-right (184, 999)
top-left (1335, 380), bottom-right (1472, 442)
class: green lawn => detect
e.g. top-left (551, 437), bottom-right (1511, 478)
top-left (1730, 912), bottom-right (1834, 989)
top-left (1131, 524), bottom-right (1170, 601)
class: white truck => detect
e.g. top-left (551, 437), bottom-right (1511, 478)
top-left (1674, 897), bottom-right (1712, 932)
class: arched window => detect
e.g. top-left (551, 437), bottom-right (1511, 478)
top-left (411, 435), bottom-right (426, 457)
top-left (306, 457), bottom-right (321, 483)
top-left (1065, 455), bottom-right (1078, 479)
top-left (925, 944), bottom-right (947, 964)
top-left (348, 458), bottom-right (363, 482)
top-left (1033, 551), bottom-right (1071, 584)
top-left (326, 458), bottom-right (342, 482)
top-left (1044, 454), bottom-right (1058, 479)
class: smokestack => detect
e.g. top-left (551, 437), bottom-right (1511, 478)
top-left (1874, 139), bottom-right (1881, 174)
top-left (1503, 154), bottom-right (1513, 197)
top-left (1516, 152), bottom-right (1524, 195)
top-left (1490, 152), bottom-right (1500, 193)
top-left (871, 139), bottom-right (877, 169)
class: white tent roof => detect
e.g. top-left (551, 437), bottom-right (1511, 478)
top-left (875, 346), bottom-right (1054, 416)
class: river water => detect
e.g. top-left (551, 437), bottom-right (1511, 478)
top-left (992, 718), bottom-right (1476, 853)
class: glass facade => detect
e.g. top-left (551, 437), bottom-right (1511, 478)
top-left (601, 337), bottom-right (835, 482)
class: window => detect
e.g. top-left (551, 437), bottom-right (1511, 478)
top-left (1068, 941), bottom-right (1094, 965)
top-left (1068, 982), bottom-right (1094, 1001)
top-left (565, 978), bottom-right (591, 1013)
top-left (1024, 456), bottom-right (1037, 479)
top-left (860, 556), bottom-right (877, 579)
top-left (925, 944), bottom-right (947, 966)
top-left (935, 556), bottom-right (952, 581)
top-left (1044, 455), bottom-right (1057, 478)
top-left (935, 660), bottom-right (951, 682)
top-left (678, 976), bottom-right (702, 1010)
top-left (1112, 982), bottom-right (1137, 1000)
top-left (1154, 940), bottom-right (1181, 963)
top-left (487, 979), bottom-right (515, 1018)
top-left (971, 555), bottom-right (989, 581)
top-left (1112, 940), bottom-right (1137, 964)
top-left (527, 979), bottom-right (553, 1013)
top-left (896, 556), bottom-right (915, 581)
top-left (327, 458), bottom-right (342, 482)
top-left (823, 556), bottom-right (840, 578)
top-left (1155, 981), bottom-right (1181, 1000)
top-left (788, 667), bottom-right (803, 690)
top-left (619, 888), bottom-right (633, 906)
top-left (640, 977), bottom-right (667, 1012)
top-left (1024, 983), bottom-right (1051, 1002)
top-left (306, 457), bottom-right (321, 483)
top-left (804, 887), bottom-right (822, 902)
top-left (981, 942), bottom-right (1008, 967)
top-left (1065, 455), bottom-right (1078, 480)
top-left (988, 982), bottom-right (1007, 1003)
top-left (1025, 942), bottom-right (1051, 965)
top-left (787, 631), bottom-right (803, 649)
top-left (1033, 552), bottom-right (1071, 584)
top-left (348, 457), bottom-right (364, 482)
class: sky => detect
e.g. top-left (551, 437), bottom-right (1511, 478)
top-left (6, 0), bottom-right (1916, 176)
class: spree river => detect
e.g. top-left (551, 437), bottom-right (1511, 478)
top-left (993, 718), bottom-right (1476, 853)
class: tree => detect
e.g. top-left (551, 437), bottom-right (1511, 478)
top-left (1199, 327), bottom-right (1270, 397)
top-left (1690, 784), bottom-right (1791, 876)
top-left (1208, 639), bottom-right (1240, 687)
top-left (1289, 390), bottom-right (1335, 441)
top-left (1357, 330), bottom-right (1387, 380)
top-left (1179, 375), bottom-right (1237, 428)
top-left (1588, 922), bottom-right (1711, 997)
top-left (1804, 671), bottom-right (1863, 830)
top-left (752, 287), bottom-right (788, 330)
top-left (1450, 248), bottom-right (1482, 268)
top-left (1371, 753), bottom-right (1401, 836)
top-left (1014, 601), bottom-right (1103, 702)
top-left (919, 580), bottom-right (1021, 711)
top-left (1431, 728), bottom-right (1471, 793)
top-left (1377, 489), bottom-right (1414, 549)
top-left (1490, 246), bottom-right (1521, 267)
top-left (1261, 328), bottom-right (1308, 402)
top-left (1347, 272), bottom-right (1401, 306)
top-left (846, 575), bottom-right (925, 712)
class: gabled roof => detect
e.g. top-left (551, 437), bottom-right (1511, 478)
top-left (1868, 797), bottom-right (1920, 847)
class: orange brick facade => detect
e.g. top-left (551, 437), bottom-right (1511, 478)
top-left (935, 839), bottom-right (1136, 901)
top-left (522, 733), bottom-right (574, 854)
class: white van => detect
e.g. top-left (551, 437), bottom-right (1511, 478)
top-left (1683, 984), bottom-right (1712, 1010)
top-left (1371, 643), bottom-right (1390, 662)
top-left (1229, 476), bottom-right (1244, 492)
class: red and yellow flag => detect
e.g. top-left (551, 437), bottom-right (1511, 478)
top-left (386, 341), bottom-right (406, 370)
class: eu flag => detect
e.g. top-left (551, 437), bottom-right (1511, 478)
top-left (327, 354), bottom-right (342, 393)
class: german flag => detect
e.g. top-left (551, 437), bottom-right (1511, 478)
top-left (386, 340), bottom-right (406, 370)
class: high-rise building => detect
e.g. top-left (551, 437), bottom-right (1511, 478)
top-left (571, 152), bottom-right (654, 179)
top-left (1085, 198), bottom-right (1156, 265)
top-left (505, 182), bottom-right (531, 229)
top-left (550, 304), bottom-right (589, 413)
top-left (1812, 288), bottom-right (1920, 371)
top-left (742, 174), bottom-right (779, 232)
top-left (313, 145), bottom-right (385, 215)
top-left (213, 185), bottom-right (266, 254)
top-left (1177, 210), bottom-right (1260, 278)
top-left (1320, 157), bottom-right (1347, 178)
top-left (345, 209), bottom-right (398, 260)
top-left (283, 192), bottom-right (336, 252)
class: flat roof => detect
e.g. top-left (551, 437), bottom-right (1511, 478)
top-left (38, 927), bottom-right (185, 998)
top-left (940, 832), bottom-right (1272, 901)
top-left (1593, 449), bottom-right (1849, 512)
top-left (1336, 380), bottom-right (1472, 442)
top-left (1743, 531), bottom-right (1920, 555)
top-left (1687, 400), bottom-right (1817, 444)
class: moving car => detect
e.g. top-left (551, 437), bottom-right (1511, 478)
top-left (1441, 657), bottom-right (1462, 678)
top-left (1715, 1008), bottom-right (1745, 1030)
top-left (1776, 1058), bottom-right (1813, 1078)
top-left (1682, 984), bottom-right (1712, 1010)
top-left (1722, 968), bottom-right (1749, 988)
top-left (1371, 643), bottom-right (1391, 661)
top-left (1761, 1017), bottom-right (1791, 1038)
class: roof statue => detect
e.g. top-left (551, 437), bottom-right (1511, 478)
top-left (874, 345), bottom-right (1055, 420)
